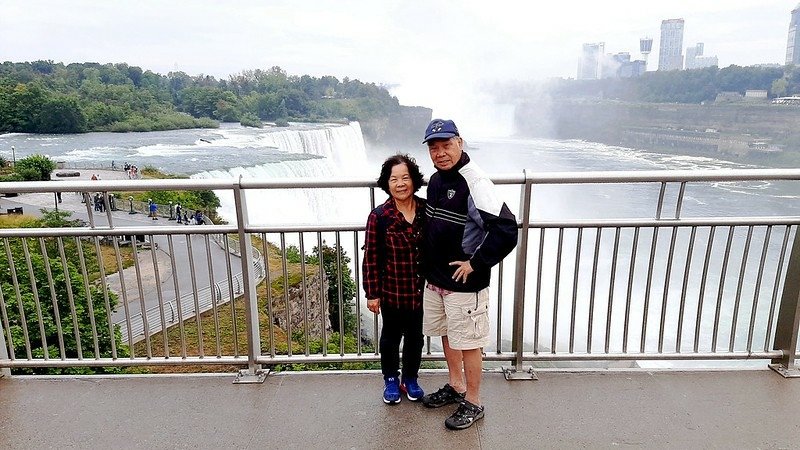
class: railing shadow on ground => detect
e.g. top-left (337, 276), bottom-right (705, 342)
top-left (1, 169), bottom-right (800, 381)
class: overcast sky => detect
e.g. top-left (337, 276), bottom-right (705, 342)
top-left (1, 0), bottom-right (797, 133)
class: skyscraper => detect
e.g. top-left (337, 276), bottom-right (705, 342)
top-left (658, 19), bottom-right (685, 71)
top-left (578, 42), bottom-right (604, 79)
top-left (685, 43), bottom-right (718, 70)
top-left (787, 3), bottom-right (800, 65)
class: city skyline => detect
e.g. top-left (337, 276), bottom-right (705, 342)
top-left (0, 0), bottom-right (794, 120)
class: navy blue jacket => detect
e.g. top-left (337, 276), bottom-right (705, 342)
top-left (424, 152), bottom-right (518, 292)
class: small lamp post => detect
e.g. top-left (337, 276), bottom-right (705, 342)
top-left (11, 146), bottom-right (15, 167)
top-left (169, 201), bottom-right (174, 220)
top-left (128, 196), bottom-right (135, 214)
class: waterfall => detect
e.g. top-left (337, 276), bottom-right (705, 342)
top-left (192, 122), bottom-right (372, 225)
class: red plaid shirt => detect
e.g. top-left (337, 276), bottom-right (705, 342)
top-left (362, 196), bottom-right (426, 310)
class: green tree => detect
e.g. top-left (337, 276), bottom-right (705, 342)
top-left (307, 244), bottom-right (357, 335)
top-left (1, 213), bottom-right (127, 374)
top-left (14, 154), bottom-right (56, 181)
top-left (36, 95), bottom-right (88, 133)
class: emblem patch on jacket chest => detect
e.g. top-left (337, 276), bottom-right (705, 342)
top-left (447, 189), bottom-right (456, 199)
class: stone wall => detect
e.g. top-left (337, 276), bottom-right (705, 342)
top-left (515, 100), bottom-right (800, 156)
top-left (270, 274), bottom-right (331, 338)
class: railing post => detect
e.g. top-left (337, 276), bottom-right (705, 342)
top-left (770, 226), bottom-right (800, 377)
top-left (0, 314), bottom-right (10, 379)
top-left (232, 178), bottom-right (268, 384)
top-left (504, 170), bottom-right (536, 380)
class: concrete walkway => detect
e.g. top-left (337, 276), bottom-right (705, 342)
top-left (1, 369), bottom-right (799, 449)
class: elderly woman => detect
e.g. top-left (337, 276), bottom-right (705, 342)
top-left (362, 154), bottom-right (426, 405)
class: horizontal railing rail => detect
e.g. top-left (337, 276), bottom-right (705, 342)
top-left (1, 169), bottom-right (800, 379)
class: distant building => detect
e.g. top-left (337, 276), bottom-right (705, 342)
top-left (788, 3), bottom-right (800, 65)
top-left (639, 37), bottom-right (653, 70)
top-left (685, 43), bottom-right (719, 70)
top-left (607, 53), bottom-right (646, 78)
top-left (659, 19), bottom-right (685, 71)
top-left (745, 90), bottom-right (769, 100)
top-left (578, 42), bottom-right (604, 79)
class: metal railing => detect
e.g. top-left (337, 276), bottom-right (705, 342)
top-left (1, 170), bottom-right (800, 379)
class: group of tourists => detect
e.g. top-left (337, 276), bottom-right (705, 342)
top-left (362, 119), bottom-right (518, 431)
top-left (123, 162), bottom-right (140, 179)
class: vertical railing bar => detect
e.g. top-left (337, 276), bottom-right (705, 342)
top-left (82, 192), bottom-right (95, 229)
top-left (319, 232), bottom-right (329, 357)
top-left (496, 260), bottom-right (504, 353)
top-left (103, 191), bottom-right (115, 227)
top-left (336, 232), bottom-right (345, 355)
top-left (694, 226), bottom-right (716, 353)
top-left (300, 232), bottom-right (311, 356)
top-left (92, 236), bottom-right (117, 360)
top-left (150, 234), bottom-right (170, 358)
top-left (167, 235), bottom-right (186, 358)
top-left (0, 260), bottom-right (15, 360)
top-left (675, 181), bottom-right (687, 219)
top-left (131, 236), bottom-right (152, 358)
top-left (5, 239), bottom-right (32, 360)
top-left (511, 175), bottom-right (532, 367)
top-left (712, 226), bottom-right (735, 353)
top-left (729, 226), bottom-right (754, 352)
top-left (657, 227), bottom-right (678, 353)
top-left (765, 226), bottom-right (792, 351)
top-left (655, 182), bottom-right (667, 220)
top-left (747, 226), bottom-right (772, 352)
top-left (38, 238), bottom-right (66, 360)
top-left (604, 227), bottom-right (621, 354)
top-left (534, 228), bottom-right (545, 355)
top-left (186, 234), bottom-right (203, 358)
top-left (77, 238), bottom-right (103, 358)
top-left (770, 224), bottom-right (800, 370)
top-left (231, 182), bottom-right (262, 376)
top-left (587, 228), bottom-right (601, 354)
top-left (21, 239), bottom-right (48, 360)
top-left (640, 227), bottom-right (660, 353)
top-left (109, 236), bottom-right (128, 359)
top-left (57, 238), bottom-right (82, 360)
top-left (569, 228), bottom-right (583, 353)
top-left (260, 234), bottom-right (276, 358)
top-left (352, 231), bottom-right (363, 356)
top-left (205, 234), bottom-right (220, 357)
top-left (222, 237), bottom-right (239, 357)
top-left (676, 227), bottom-right (697, 353)
top-left (551, 228), bottom-right (564, 354)
top-left (280, 233), bottom-right (291, 357)
top-left (623, 227), bottom-right (640, 354)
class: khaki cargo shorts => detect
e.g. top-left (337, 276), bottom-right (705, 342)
top-left (422, 284), bottom-right (490, 350)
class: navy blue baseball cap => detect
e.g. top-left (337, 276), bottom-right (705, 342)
top-left (423, 119), bottom-right (459, 143)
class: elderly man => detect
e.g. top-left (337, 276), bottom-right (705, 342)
top-left (420, 119), bottom-right (518, 430)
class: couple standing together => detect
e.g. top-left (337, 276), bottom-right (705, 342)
top-left (362, 119), bottom-right (518, 430)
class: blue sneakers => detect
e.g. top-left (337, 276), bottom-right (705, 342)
top-left (401, 378), bottom-right (425, 401)
top-left (383, 377), bottom-right (401, 404)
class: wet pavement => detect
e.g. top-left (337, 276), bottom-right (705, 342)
top-left (1, 369), bottom-right (799, 449)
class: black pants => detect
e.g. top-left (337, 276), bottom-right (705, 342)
top-left (379, 305), bottom-right (424, 380)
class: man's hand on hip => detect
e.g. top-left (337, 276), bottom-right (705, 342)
top-left (449, 260), bottom-right (474, 283)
